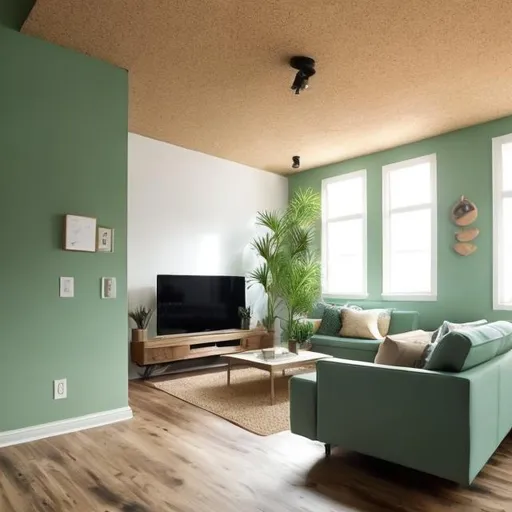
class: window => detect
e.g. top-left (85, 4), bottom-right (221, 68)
top-left (493, 134), bottom-right (512, 310)
top-left (322, 170), bottom-right (367, 298)
top-left (382, 154), bottom-right (437, 300)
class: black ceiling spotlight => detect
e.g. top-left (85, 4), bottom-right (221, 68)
top-left (292, 156), bottom-right (301, 169)
top-left (290, 56), bottom-right (316, 95)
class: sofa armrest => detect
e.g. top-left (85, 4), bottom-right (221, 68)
top-left (388, 310), bottom-right (420, 334)
top-left (289, 372), bottom-right (317, 440)
top-left (316, 358), bottom-right (471, 484)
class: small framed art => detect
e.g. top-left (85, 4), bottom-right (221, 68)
top-left (64, 215), bottom-right (97, 252)
top-left (97, 226), bottom-right (114, 253)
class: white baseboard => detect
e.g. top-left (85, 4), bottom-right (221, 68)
top-left (0, 406), bottom-right (133, 448)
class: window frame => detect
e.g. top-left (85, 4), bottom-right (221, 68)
top-left (321, 169), bottom-right (368, 299)
top-left (382, 154), bottom-right (437, 301)
top-left (492, 133), bottom-right (512, 310)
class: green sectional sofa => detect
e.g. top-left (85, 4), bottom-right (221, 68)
top-left (290, 321), bottom-right (512, 485)
top-left (311, 310), bottom-right (419, 361)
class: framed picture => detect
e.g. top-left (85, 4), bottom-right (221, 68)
top-left (64, 215), bottom-right (97, 252)
top-left (97, 226), bottom-right (114, 253)
top-left (101, 277), bottom-right (117, 299)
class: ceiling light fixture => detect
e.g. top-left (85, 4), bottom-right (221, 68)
top-left (292, 156), bottom-right (301, 169)
top-left (290, 56), bottom-right (316, 95)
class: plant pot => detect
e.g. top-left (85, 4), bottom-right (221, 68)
top-left (132, 328), bottom-right (148, 342)
top-left (240, 318), bottom-right (250, 330)
top-left (288, 339), bottom-right (299, 354)
top-left (261, 330), bottom-right (274, 349)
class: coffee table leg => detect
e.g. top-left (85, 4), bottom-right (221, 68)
top-left (270, 369), bottom-right (275, 405)
top-left (227, 360), bottom-right (231, 386)
top-left (282, 369), bottom-right (285, 377)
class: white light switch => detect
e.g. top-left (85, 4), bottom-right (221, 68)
top-left (59, 277), bottom-right (74, 298)
top-left (101, 277), bottom-right (116, 299)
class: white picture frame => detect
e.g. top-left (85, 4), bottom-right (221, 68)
top-left (97, 226), bottom-right (114, 253)
top-left (64, 215), bottom-right (97, 252)
top-left (101, 277), bottom-right (117, 299)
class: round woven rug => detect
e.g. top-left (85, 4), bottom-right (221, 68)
top-left (147, 367), bottom-right (310, 436)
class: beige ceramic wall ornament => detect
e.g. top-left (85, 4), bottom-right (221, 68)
top-left (453, 242), bottom-right (477, 256)
top-left (455, 227), bottom-right (479, 242)
top-left (451, 196), bottom-right (478, 255)
top-left (451, 196), bottom-right (478, 226)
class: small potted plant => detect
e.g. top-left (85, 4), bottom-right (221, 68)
top-left (238, 306), bottom-right (251, 330)
top-left (288, 320), bottom-right (314, 354)
top-left (129, 306), bottom-right (154, 342)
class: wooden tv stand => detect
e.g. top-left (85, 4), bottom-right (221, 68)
top-left (131, 328), bottom-right (271, 378)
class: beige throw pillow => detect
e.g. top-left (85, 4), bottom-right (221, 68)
top-left (374, 330), bottom-right (430, 367)
top-left (377, 310), bottom-right (392, 337)
top-left (339, 309), bottom-right (382, 339)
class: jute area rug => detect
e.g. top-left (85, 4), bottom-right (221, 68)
top-left (147, 366), bottom-right (311, 436)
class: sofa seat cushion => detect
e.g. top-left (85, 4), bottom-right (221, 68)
top-left (425, 321), bottom-right (512, 372)
top-left (312, 334), bottom-right (382, 351)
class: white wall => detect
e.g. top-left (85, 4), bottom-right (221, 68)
top-left (128, 133), bottom-right (288, 377)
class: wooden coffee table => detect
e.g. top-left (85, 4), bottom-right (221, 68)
top-left (223, 350), bottom-right (332, 405)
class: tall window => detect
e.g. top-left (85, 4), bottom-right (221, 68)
top-left (382, 154), bottom-right (437, 300)
top-left (322, 170), bottom-right (367, 298)
top-left (493, 134), bottom-right (512, 310)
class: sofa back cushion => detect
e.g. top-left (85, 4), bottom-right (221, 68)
top-left (425, 321), bottom-right (512, 372)
top-left (387, 310), bottom-right (420, 335)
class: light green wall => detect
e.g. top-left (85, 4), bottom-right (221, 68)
top-left (0, 27), bottom-right (129, 431)
top-left (289, 117), bottom-right (512, 330)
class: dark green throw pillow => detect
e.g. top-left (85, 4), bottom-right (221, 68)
top-left (316, 304), bottom-right (342, 336)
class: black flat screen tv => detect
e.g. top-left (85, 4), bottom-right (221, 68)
top-left (157, 275), bottom-right (246, 335)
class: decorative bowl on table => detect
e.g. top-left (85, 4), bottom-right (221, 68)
top-left (261, 347), bottom-right (296, 360)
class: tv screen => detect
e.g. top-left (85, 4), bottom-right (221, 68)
top-left (157, 275), bottom-right (246, 335)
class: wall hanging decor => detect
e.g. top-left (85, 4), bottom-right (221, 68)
top-left (451, 196), bottom-right (478, 226)
top-left (455, 227), bottom-right (479, 242)
top-left (453, 242), bottom-right (477, 256)
top-left (97, 226), bottom-right (114, 253)
top-left (63, 214), bottom-right (97, 252)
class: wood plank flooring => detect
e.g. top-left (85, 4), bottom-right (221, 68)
top-left (1, 380), bottom-right (512, 511)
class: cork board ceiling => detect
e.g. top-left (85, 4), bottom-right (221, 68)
top-left (22, 0), bottom-right (512, 174)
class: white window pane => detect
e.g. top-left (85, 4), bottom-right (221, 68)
top-left (327, 219), bottom-right (363, 256)
top-left (389, 251), bottom-right (431, 294)
top-left (326, 176), bottom-right (364, 218)
top-left (390, 209), bottom-right (431, 252)
top-left (502, 198), bottom-right (512, 303)
top-left (326, 256), bottom-right (364, 294)
top-left (502, 142), bottom-right (512, 192)
top-left (389, 163), bottom-right (431, 209)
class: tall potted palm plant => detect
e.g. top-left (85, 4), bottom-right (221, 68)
top-left (249, 188), bottom-right (321, 345)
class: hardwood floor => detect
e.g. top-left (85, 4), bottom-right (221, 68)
top-left (1, 381), bottom-right (512, 512)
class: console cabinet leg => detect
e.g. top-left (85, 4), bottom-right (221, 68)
top-left (325, 443), bottom-right (331, 457)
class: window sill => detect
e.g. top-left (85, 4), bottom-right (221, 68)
top-left (322, 293), bottom-right (369, 300)
top-left (493, 303), bottom-right (512, 311)
top-left (381, 294), bottom-right (437, 302)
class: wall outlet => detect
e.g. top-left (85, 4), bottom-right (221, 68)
top-left (54, 379), bottom-right (67, 400)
